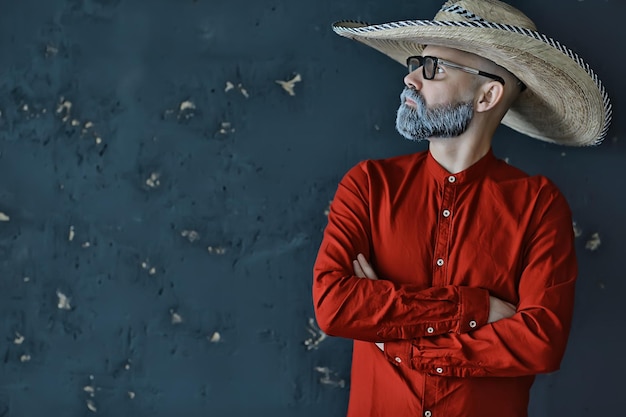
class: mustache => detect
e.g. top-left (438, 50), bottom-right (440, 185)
top-left (400, 87), bottom-right (424, 105)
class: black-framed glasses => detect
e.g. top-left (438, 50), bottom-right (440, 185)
top-left (407, 55), bottom-right (518, 89)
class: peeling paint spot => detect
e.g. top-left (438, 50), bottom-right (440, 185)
top-left (81, 120), bottom-right (97, 136)
top-left (208, 332), bottom-right (221, 343)
top-left (218, 121), bottom-right (235, 135)
top-left (237, 83), bottom-right (249, 98)
top-left (0, 212), bottom-right (9, 221)
top-left (20, 354), bottom-right (31, 363)
top-left (207, 246), bottom-right (226, 255)
top-left (14, 332), bottom-right (25, 345)
top-left (304, 318), bottom-right (327, 350)
top-left (179, 100), bottom-right (196, 112)
top-left (56, 290), bottom-right (71, 310)
top-left (86, 399), bottom-right (97, 412)
top-left (585, 232), bottom-right (601, 251)
top-left (69, 225), bottom-right (75, 241)
top-left (170, 309), bottom-right (183, 324)
top-left (45, 44), bottom-right (59, 57)
top-left (56, 98), bottom-right (72, 123)
top-left (141, 260), bottom-right (157, 275)
top-left (224, 81), bottom-right (249, 97)
top-left (324, 201), bottom-right (332, 217)
top-left (177, 100), bottom-right (196, 120)
top-left (145, 172), bottom-right (161, 188)
top-left (572, 221), bottom-right (583, 238)
top-left (128, 391), bottom-right (135, 399)
top-left (181, 230), bottom-right (200, 242)
top-left (314, 366), bottom-right (345, 388)
top-left (275, 73), bottom-right (302, 96)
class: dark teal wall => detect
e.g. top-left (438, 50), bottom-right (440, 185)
top-left (0, 0), bottom-right (624, 416)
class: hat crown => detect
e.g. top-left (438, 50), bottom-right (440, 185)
top-left (436, 0), bottom-right (537, 31)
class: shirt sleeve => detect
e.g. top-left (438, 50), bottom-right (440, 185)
top-left (385, 187), bottom-right (577, 377)
top-left (312, 162), bottom-right (490, 342)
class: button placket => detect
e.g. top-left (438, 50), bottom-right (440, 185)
top-left (432, 178), bottom-right (456, 287)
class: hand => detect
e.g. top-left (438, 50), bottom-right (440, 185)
top-left (488, 296), bottom-right (516, 323)
top-left (352, 254), bottom-right (384, 351)
top-left (352, 253), bottom-right (379, 280)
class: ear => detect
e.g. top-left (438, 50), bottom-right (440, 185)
top-left (475, 81), bottom-right (505, 113)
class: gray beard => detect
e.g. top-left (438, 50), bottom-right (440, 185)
top-left (395, 87), bottom-right (474, 142)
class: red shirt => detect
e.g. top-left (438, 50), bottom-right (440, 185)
top-left (313, 149), bottom-right (577, 417)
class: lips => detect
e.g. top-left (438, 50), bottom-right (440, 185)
top-left (405, 97), bottom-right (417, 107)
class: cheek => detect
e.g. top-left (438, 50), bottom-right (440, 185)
top-left (427, 83), bottom-right (474, 106)
top-left (421, 89), bottom-right (448, 107)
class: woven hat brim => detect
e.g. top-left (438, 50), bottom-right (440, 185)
top-left (333, 20), bottom-right (612, 146)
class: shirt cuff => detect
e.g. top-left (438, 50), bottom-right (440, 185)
top-left (457, 286), bottom-right (490, 333)
top-left (384, 340), bottom-right (413, 369)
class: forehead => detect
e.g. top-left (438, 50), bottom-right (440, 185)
top-left (423, 45), bottom-right (481, 66)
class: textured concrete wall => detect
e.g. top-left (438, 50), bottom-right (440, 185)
top-left (0, 0), bottom-right (624, 416)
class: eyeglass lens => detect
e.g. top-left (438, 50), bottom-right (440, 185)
top-left (407, 56), bottom-right (437, 79)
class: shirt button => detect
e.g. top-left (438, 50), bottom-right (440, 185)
top-left (425, 411), bottom-right (432, 417)
top-left (469, 320), bottom-right (477, 328)
top-left (436, 258), bottom-right (444, 267)
top-left (427, 327), bottom-right (434, 334)
top-left (448, 176), bottom-right (456, 183)
top-left (442, 209), bottom-right (451, 217)
top-left (394, 357), bottom-right (402, 364)
top-left (436, 367), bottom-right (443, 373)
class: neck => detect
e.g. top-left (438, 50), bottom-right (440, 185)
top-left (427, 127), bottom-right (494, 174)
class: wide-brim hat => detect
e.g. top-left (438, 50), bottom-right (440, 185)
top-left (333, 0), bottom-right (612, 146)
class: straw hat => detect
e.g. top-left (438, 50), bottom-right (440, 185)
top-left (333, 0), bottom-right (612, 146)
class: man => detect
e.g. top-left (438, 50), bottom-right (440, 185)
top-left (312, 1), bottom-right (612, 416)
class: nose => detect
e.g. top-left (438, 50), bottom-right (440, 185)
top-left (404, 69), bottom-right (423, 90)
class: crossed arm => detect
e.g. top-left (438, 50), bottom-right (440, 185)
top-left (352, 253), bottom-right (517, 352)
top-left (316, 228), bottom-right (576, 378)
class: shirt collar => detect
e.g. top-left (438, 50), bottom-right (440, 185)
top-left (425, 148), bottom-right (497, 185)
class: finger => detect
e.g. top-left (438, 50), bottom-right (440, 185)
top-left (357, 253), bottom-right (379, 280)
top-left (353, 260), bottom-right (366, 278)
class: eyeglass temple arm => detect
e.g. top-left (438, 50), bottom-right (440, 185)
top-left (476, 70), bottom-right (506, 85)
top-left (439, 60), bottom-right (506, 85)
